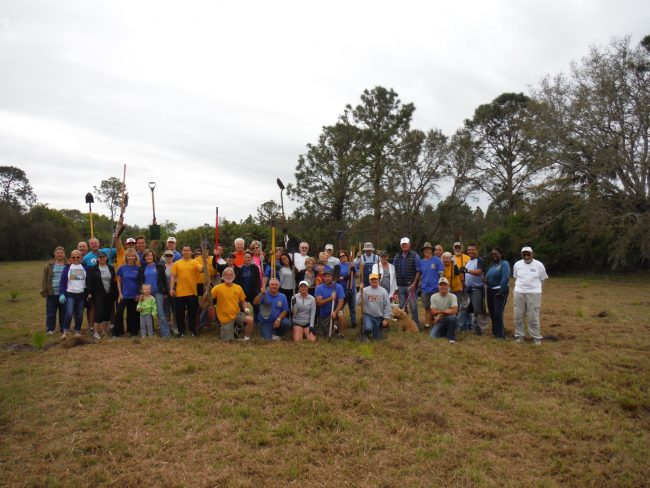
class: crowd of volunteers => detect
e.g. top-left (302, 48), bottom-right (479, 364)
top-left (41, 226), bottom-right (548, 344)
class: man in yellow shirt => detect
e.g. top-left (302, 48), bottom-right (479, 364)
top-left (170, 245), bottom-right (203, 337)
top-left (211, 267), bottom-right (253, 341)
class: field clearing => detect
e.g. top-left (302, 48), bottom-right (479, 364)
top-left (1, 261), bottom-right (649, 487)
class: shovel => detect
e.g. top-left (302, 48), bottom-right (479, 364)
top-left (85, 192), bottom-right (94, 238)
top-left (148, 181), bottom-right (161, 240)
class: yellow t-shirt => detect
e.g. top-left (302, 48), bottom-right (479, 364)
top-left (211, 283), bottom-right (245, 324)
top-left (443, 263), bottom-right (463, 293)
top-left (172, 258), bottom-right (203, 297)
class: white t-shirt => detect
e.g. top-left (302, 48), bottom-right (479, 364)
top-left (66, 264), bottom-right (87, 293)
top-left (292, 253), bottom-right (308, 272)
top-left (513, 259), bottom-right (548, 294)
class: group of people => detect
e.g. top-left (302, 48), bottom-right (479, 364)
top-left (41, 226), bottom-right (548, 344)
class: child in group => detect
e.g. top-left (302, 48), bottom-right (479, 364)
top-left (136, 284), bottom-right (157, 337)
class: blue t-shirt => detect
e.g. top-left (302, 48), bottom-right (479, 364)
top-left (117, 265), bottom-right (140, 299)
top-left (315, 283), bottom-right (345, 317)
top-left (142, 263), bottom-right (159, 294)
top-left (82, 247), bottom-right (116, 267)
top-left (336, 262), bottom-right (356, 290)
top-left (51, 264), bottom-right (65, 294)
top-left (419, 256), bottom-right (445, 293)
top-left (259, 291), bottom-right (288, 324)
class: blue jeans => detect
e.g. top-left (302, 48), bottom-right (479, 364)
top-left (429, 315), bottom-right (457, 341)
top-left (466, 287), bottom-right (484, 330)
top-left (154, 293), bottom-right (170, 337)
top-left (346, 288), bottom-right (357, 326)
top-left (45, 295), bottom-right (65, 332)
top-left (363, 314), bottom-right (383, 340)
top-left (487, 287), bottom-right (508, 339)
top-left (398, 285), bottom-right (420, 326)
top-left (62, 292), bottom-right (86, 332)
top-left (260, 317), bottom-right (292, 340)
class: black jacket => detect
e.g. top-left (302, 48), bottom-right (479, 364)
top-left (137, 263), bottom-right (170, 295)
top-left (86, 264), bottom-right (117, 298)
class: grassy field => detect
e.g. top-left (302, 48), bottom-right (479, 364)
top-left (1, 261), bottom-right (649, 487)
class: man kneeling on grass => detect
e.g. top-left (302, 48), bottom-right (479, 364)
top-left (211, 267), bottom-right (253, 341)
top-left (429, 277), bottom-right (458, 344)
top-left (254, 278), bottom-right (291, 341)
top-left (360, 273), bottom-right (391, 341)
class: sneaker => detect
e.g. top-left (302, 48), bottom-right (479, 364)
top-left (61, 331), bottom-right (68, 339)
top-left (93, 332), bottom-right (101, 340)
top-left (47, 330), bottom-right (54, 335)
top-left (73, 331), bottom-right (81, 337)
top-left (191, 332), bottom-right (197, 338)
top-left (271, 335), bottom-right (281, 341)
top-left (515, 337), bottom-right (524, 344)
top-left (178, 334), bottom-right (184, 338)
top-left (533, 339), bottom-right (542, 346)
top-left (449, 339), bottom-right (456, 344)
top-left (239, 336), bottom-right (251, 341)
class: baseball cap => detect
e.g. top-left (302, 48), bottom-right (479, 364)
top-left (453, 242), bottom-right (462, 248)
top-left (323, 265), bottom-right (333, 275)
top-left (422, 241), bottom-right (433, 250)
top-left (163, 250), bottom-right (174, 257)
top-left (438, 277), bottom-right (449, 285)
top-left (167, 237), bottom-right (176, 243)
top-left (400, 237), bottom-right (410, 245)
top-left (325, 244), bottom-right (334, 251)
top-left (521, 246), bottom-right (533, 253)
top-left (369, 273), bottom-right (380, 280)
top-left (298, 280), bottom-right (309, 287)
top-left (125, 238), bottom-right (136, 244)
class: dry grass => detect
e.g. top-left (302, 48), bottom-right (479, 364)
top-left (1, 261), bottom-right (649, 487)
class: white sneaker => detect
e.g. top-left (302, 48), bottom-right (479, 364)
top-left (271, 335), bottom-right (281, 341)
top-left (515, 337), bottom-right (524, 344)
top-left (449, 339), bottom-right (456, 344)
top-left (533, 339), bottom-right (542, 346)
top-left (61, 331), bottom-right (68, 339)
top-left (47, 331), bottom-right (54, 335)
top-left (241, 336), bottom-right (251, 341)
top-left (93, 332), bottom-right (101, 340)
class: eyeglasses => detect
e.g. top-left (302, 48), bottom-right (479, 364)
top-left (522, 252), bottom-right (531, 256)
top-left (71, 256), bottom-right (81, 260)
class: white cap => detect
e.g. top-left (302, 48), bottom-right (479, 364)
top-left (126, 237), bottom-right (136, 244)
top-left (521, 246), bottom-right (533, 253)
top-left (325, 244), bottom-right (334, 250)
top-left (400, 237), bottom-right (410, 245)
top-left (167, 236), bottom-right (176, 243)
top-left (298, 280), bottom-right (309, 287)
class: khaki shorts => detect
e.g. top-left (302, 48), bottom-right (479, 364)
top-left (220, 312), bottom-right (247, 341)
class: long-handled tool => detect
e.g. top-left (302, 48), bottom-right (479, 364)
top-left (109, 164), bottom-right (127, 257)
top-left (148, 181), bottom-right (160, 240)
top-left (276, 178), bottom-right (288, 251)
top-left (328, 264), bottom-right (341, 340)
top-left (85, 192), bottom-right (94, 239)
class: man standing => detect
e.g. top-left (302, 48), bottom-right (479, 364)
top-left (464, 244), bottom-right (486, 334)
top-left (429, 277), bottom-right (458, 343)
top-left (82, 237), bottom-right (117, 268)
top-left (292, 242), bottom-right (310, 272)
top-left (315, 266), bottom-right (346, 338)
top-left (233, 238), bottom-right (246, 267)
top-left (513, 246), bottom-right (548, 345)
top-left (170, 245), bottom-right (202, 337)
top-left (356, 242), bottom-right (378, 288)
top-left (393, 237), bottom-right (421, 328)
top-left (324, 244), bottom-right (340, 267)
top-left (360, 273), bottom-right (391, 341)
top-left (434, 244), bottom-right (444, 259)
top-left (165, 237), bottom-right (182, 262)
top-left (254, 277), bottom-right (291, 340)
top-left (418, 242), bottom-right (444, 327)
top-left (211, 267), bottom-right (253, 341)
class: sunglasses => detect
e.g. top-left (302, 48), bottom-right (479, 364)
top-left (71, 256), bottom-right (81, 260)
top-left (522, 252), bottom-right (531, 256)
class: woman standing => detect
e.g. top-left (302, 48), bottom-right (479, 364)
top-left (58, 250), bottom-right (88, 338)
top-left (337, 251), bottom-right (357, 328)
top-left (40, 246), bottom-right (67, 335)
top-left (296, 257), bottom-right (317, 296)
top-left (115, 248), bottom-right (140, 337)
top-left (485, 247), bottom-right (510, 339)
top-left (278, 252), bottom-right (296, 311)
top-left (371, 251), bottom-right (397, 299)
top-left (137, 249), bottom-right (171, 337)
top-left (86, 251), bottom-right (117, 339)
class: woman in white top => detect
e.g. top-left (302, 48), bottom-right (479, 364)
top-left (371, 251), bottom-right (397, 298)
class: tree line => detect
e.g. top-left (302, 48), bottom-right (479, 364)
top-left (1, 35), bottom-right (648, 271)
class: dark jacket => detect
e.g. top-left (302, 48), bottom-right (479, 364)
top-left (86, 264), bottom-right (117, 298)
top-left (137, 263), bottom-right (170, 295)
top-left (234, 264), bottom-right (261, 303)
top-left (393, 250), bottom-right (418, 287)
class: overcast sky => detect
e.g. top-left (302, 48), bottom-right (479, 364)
top-left (1, 1), bottom-right (648, 230)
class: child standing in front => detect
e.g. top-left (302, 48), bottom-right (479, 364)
top-left (137, 284), bottom-right (157, 337)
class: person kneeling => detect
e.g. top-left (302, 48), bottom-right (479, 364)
top-left (429, 277), bottom-right (458, 344)
top-left (361, 273), bottom-right (391, 341)
top-left (291, 281), bottom-right (317, 342)
top-left (254, 278), bottom-right (291, 341)
top-left (211, 267), bottom-right (253, 341)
